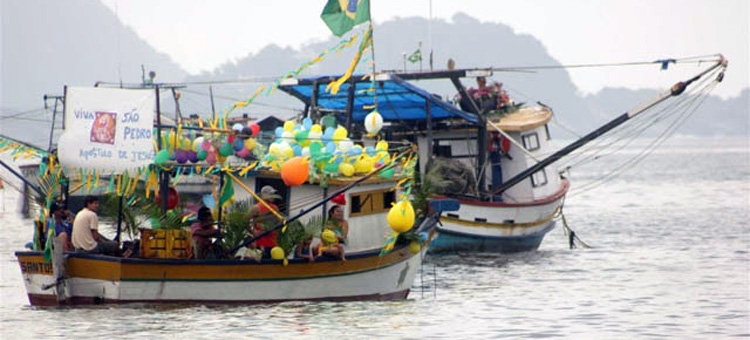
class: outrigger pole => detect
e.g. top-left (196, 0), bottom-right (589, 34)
top-left (493, 55), bottom-right (728, 196)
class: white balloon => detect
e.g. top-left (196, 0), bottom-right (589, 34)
top-left (338, 138), bottom-right (354, 153)
top-left (364, 111), bottom-right (384, 135)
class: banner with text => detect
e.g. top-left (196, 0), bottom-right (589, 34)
top-left (58, 87), bottom-right (156, 174)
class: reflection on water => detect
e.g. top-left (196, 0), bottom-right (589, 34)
top-left (1, 137), bottom-right (748, 338)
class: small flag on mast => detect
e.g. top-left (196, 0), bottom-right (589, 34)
top-left (407, 49), bottom-right (422, 63)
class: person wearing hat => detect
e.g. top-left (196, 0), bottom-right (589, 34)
top-left (247, 185), bottom-right (281, 259)
top-left (48, 202), bottom-right (74, 252)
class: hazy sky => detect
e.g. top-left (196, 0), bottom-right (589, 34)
top-left (99, 0), bottom-right (748, 98)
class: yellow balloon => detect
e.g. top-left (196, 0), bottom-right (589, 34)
top-left (339, 163), bottom-right (355, 177)
top-left (321, 229), bottom-right (337, 245)
top-left (387, 200), bottom-right (415, 233)
top-left (244, 138), bottom-right (257, 151)
top-left (191, 138), bottom-right (203, 152)
top-left (310, 124), bottom-right (322, 133)
top-left (409, 241), bottom-right (421, 254)
top-left (269, 143), bottom-right (282, 158)
top-left (354, 156), bottom-right (374, 173)
top-left (332, 127), bottom-right (347, 142)
top-left (375, 141), bottom-right (389, 152)
top-left (271, 246), bottom-right (285, 260)
top-left (283, 147), bottom-right (294, 160)
top-left (283, 121), bottom-right (295, 132)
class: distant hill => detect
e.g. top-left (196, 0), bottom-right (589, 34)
top-left (585, 88), bottom-right (749, 137)
top-left (1, 0), bottom-right (187, 146)
top-left (2, 3), bottom-right (746, 150)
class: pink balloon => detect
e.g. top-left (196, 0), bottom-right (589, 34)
top-left (236, 147), bottom-right (250, 158)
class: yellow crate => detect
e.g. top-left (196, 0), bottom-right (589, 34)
top-left (140, 228), bottom-right (193, 259)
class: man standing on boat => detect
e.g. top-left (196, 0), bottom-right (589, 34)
top-left (248, 185), bottom-right (280, 259)
top-left (71, 196), bottom-right (120, 256)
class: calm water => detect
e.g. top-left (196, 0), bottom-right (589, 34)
top-left (1, 136), bottom-right (748, 339)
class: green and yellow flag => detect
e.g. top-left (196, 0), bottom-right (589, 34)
top-left (407, 49), bottom-right (422, 63)
top-left (321, 0), bottom-right (371, 37)
top-left (219, 175), bottom-right (235, 208)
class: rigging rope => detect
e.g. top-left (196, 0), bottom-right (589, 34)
top-left (558, 66), bottom-right (723, 197)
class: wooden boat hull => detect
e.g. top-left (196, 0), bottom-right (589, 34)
top-left (430, 180), bottom-right (568, 253)
top-left (16, 241), bottom-right (428, 306)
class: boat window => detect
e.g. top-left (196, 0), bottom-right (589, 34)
top-left (531, 168), bottom-right (548, 187)
top-left (432, 140), bottom-right (452, 158)
top-left (544, 124), bottom-right (551, 141)
top-left (349, 188), bottom-right (396, 217)
top-left (522, 133), bottom-right (540, 151)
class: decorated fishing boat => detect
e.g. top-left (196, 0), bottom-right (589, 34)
top-left (276, 54), bottom-right (728, 254)
top-left (9, 83), bottom-right (456, 306)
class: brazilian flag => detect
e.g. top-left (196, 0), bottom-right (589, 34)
top-left (321, 0), bottom-right (371, 37)
top-left (407, 49), bottom-right (422, 63)
top-left (219, 175), bottom-right (235, 208)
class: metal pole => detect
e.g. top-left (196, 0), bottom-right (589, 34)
top-left (493, 58), bottom-right (726, 195)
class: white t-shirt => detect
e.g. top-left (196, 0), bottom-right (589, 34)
top-left (71, 208), bottom-right (99, 251)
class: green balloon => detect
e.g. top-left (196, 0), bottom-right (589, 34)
top-left (219, 143), bottom-right (234, 157)
top-left (154, 149), bottom-right (170, 165)
top-left (295, 130), bottom-right (309, 143)
top-left (321, 115), bottom-right (337, 128)
top-left (324, 163), bottom-right (339, 173)
top-left (379, 168), bottom-right (395, 179)
top-left (197, 150), bottom-right (208, 161)
top-left (309, 141), bottom-right (323, 157)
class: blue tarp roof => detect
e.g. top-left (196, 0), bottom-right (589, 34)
top-left (278, 74), bottom-right (479, 125)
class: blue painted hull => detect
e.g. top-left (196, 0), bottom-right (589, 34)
top-left (429, 221), bottom-right (556, 254)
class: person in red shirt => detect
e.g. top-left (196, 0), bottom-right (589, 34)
top-left (248, 185), bottom-right (281, 259)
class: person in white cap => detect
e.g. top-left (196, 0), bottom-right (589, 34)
top-left (247, 185), bottom-right (281, 258)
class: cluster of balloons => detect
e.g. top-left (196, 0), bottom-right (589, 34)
top-left (153, 123), bottom-right (260, 166)
top-left (268, 114), bottom-right (392, 187)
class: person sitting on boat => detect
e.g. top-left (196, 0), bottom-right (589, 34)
top-left (191, 206), bottom-right (218, 259)
top-left (248, 185), bottom-right (281, 259)
top-left (316, 205), bottom-right (348, 261)
top-left (48, 202), bottom-right (74, 252)
top-left (71, 196), bottom-right (120, 256)
top-left (295, 234), bottom-right (315, 263)
top-left (325, 204), bottom-right (349, 245)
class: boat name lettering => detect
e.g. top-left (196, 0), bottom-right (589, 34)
top-left (73, 110), bottom-right (95, 120)
top-left (79, 147), bottom-right (113, 160)
top-left (19, 261), bottom-right (53, 274)
top-left (122, 126), bottom-right (152, 140)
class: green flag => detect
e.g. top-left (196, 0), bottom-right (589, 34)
top-left (321, 0), bottom-right (371, 37)
top-left (407, 49), bottom-right (422, 63)
top-left (219, 175), bottom-right (235, 208)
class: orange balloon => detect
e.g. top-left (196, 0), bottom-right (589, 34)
top-left (280, 156), bottom-right (310, 186)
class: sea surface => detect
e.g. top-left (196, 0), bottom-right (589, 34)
top-left (0, 136), bottom-right (748, 339)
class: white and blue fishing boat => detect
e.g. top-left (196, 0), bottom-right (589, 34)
top-left (277, 54), bottom-right (728, 254)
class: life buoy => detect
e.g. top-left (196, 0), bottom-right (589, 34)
top-left (489, 132), bottom-right (511, 155)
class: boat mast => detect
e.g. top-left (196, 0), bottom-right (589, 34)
top-left (493, 55), bottom-right (728, 195)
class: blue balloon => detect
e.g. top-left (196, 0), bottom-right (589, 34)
top-left (418, 232), bottom-right (429, 242)
top-left (302, 117), bottom-right (313, 130)
top-left (293, 144), bottom-right (302, 156)
top-left (349, 146), bottom-right (362, 156)
top-left (275, 126), bottom-right (284, 138)
top-left (233, 139), bottom-right (245, 151)
top-left (325, 141), bottom-right (336, 153)
top-left (365, 146), bottom-right (376, 156)
top-left (202, 194), bottom-right (216, 209)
